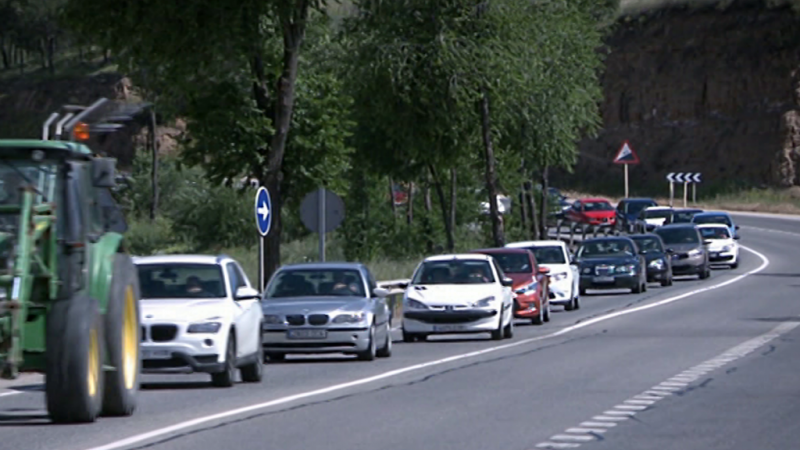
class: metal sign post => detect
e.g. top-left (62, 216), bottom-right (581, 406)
top-left (317, 187), bottom-right (326, 262)
top-left (613, 140), bottom-right (639, 198)
top-left (255, 186), bottom-right (273, 292)
top-left (300, 188), bottom-right (346, 263)
top-left (683, 181), bottom-right (689, 208)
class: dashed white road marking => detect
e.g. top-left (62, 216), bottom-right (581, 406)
top-left (741, 225), bottom-right (800, 238)
top-left (531, 319), bottom-right (800, 450)
top-left (82, 246), bottom-right (770, 450)
top-left (0, 391), bottom-right (21, 398)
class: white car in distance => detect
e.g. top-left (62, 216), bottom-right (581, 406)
top-left (638, 206), bottom-right (674, 232)
top-left (697, 224), bottom-right (740, 269)
top-left (402, 254), bottom-right (515, 342)
top-left (505, 240), bottom-right (580, 311)
top-left (134, 255), bottom-right (264, 387)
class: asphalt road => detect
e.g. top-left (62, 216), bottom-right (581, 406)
top-left (0, 212), bottom-right (798, 450)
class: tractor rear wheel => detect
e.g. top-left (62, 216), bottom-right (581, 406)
top-left (102, 254), bottom-right (142, 417)
top-left (45, 294), bottom-right (105, 423)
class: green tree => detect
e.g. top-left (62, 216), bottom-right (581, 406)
top-left (64, 0), bottom-right (352, 279)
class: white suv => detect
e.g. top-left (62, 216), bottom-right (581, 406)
top-left (134, 254), bottom-right (264, 387)
top-left (505, 240), bottom-right (580, 311)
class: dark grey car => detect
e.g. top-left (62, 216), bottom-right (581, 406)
top-left (261, 262), bottom-right (393, 362)
top-left (654, 224), bottom-right (711, 279)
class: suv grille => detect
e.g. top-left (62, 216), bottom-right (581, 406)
top-left (150, 324), bottom-right (178, 342)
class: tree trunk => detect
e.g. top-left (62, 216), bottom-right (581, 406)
top-left (524, 181), bottom-right (539, 240)
top-left (449, 167), bottom-right (457, 237)
top-left (103, 48), bottom-right (110, 64)
top-left (479, 88), bottom-right (504, 247)
top-left (260, 4), bottom-right (310, 281)
top-left (47, 37), bottom-right (56, 75)
top-left (428, 163), bottom-right (455, 252)
top-left (424, 172), bottom-right (432, 212)
top-left (539, 165), bottom-right (549, 238)
top-left (406, 182), bottom-right (414, 225)
top-left (1, 37), bottom-right (9, 69)
top-left (39, 39), bottom-right (46, 69)
top-left (519, 186), bottom-right (528, 230)
top-left (149, 109), bottom-right (159, 220)
top-left (388, 177), bottom-right (397, 218)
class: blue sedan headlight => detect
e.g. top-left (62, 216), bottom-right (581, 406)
top-left (648, 259), bottom-right (665, 270)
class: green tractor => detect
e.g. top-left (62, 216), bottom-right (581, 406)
top-left (0, 98), bottom-right (152, 423)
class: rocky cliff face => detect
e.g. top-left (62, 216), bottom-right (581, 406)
top-left (559, 0), bottom-right (800, 194)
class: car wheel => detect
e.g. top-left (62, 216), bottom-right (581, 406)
top-left (357, 324), bottom-right (377, 361)
top-left (564, 286), bottom-right (575, 311)
top-left (376, 322), bottom-right (392, 358)
top-left (632, 282), bottom-right (642, 294)
top-left (532, 302), bottom-right (544, 326)
top-left (579, 287), bottom-right (587, 296)
top-left (661, 276), bottom-right (670, 287)
top-left (491, 307), bottom-right (505, 340)
top-left (401, 326), bottom-right (418, 343)
top-left (574, 294), bottom-right (581, 310)
top-left (240, 328), bottom-right (263, 383)
top-left (503, 315), bottom-right (514, 339)
top-left (211, 334), bottom-right (236, 388)
top-left (731, 260), bottom-right (739, 270)
top-left (544, 302), bottom-right (551, 322)
top-left (699, 265), bottom-right (710, 279)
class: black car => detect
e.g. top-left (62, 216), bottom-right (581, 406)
top-left (575, 236), bottom-right (647, 295)
top-left (654, 224), bottom-right (711, 279)
top-left (629, 234), bottom-right (674, 287)
top-left (664, 208), bottom-right (704, 225)
top-left (615, 198), bottom-right (657, 233)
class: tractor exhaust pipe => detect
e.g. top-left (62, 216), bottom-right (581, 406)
top-left (42, 113), bottom-right (60, 140)
top-left (54, 113), bottom-right (75, 140)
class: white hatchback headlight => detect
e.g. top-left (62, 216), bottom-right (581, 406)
top-left (550, 271), bottom-right (569, 281)
top-left (472, 296), bottom-right (496, 308)
top-left (405, 298), bottom-right (428, 310)
top-left (688, 249), bottom-right (702, 257)
top-left (332, 312), bottom-right (367, 324)
top-left (722, 244), bottom-right (733, 252)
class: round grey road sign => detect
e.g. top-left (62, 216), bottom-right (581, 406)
top-left (300, 188), bottom-right (346, 233)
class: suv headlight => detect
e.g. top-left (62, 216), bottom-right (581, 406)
top-left (263, 314), bottom-right (283, 325)
top-left (648, 259), bottom-right (665, 270)
top-left (472, 296), bottom-right (496, 308)
top-left (405, 299), bottom-right (428, 310)
top-left (187, 322), bottom-right (222, 334)
top-left (550, 271), bottom-right (568, 281)
top-left (722, 244), bottom-right (733, 252)
top-left (333, 312), bottom-right (367, 324)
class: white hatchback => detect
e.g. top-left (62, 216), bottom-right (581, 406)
top-left (697, 224), bottom-right (740, 269)
top-left (506, 240), bottom-right (580, 311)
top-left (401, 254), bottom-right (515, 341)
top-left (134, 254), bottom-right (264, 387)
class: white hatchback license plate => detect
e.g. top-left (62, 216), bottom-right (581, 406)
top-left (142, 349), bottom-right (172, 360)
top-left (710, 252), bottom-right (720, 258)
top-left (287, 329), bottom-right (328, 339)
top-left (433, 325), bottom-right (466, 333)
top-left (593, 276), bottom-right (615, 283)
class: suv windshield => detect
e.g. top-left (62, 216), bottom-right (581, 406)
top-left (482, 252), bottom-right (531, 274)
top-left (583, 201), bottom-right (613, 211)
top-left (412, 260), bottom-right (496, 285)
top-left (631, 237), bottom-right (664, 253)
top-left (700, 226), bottom-right (731, 240)
top-left (625, 201), bottom-right (656, 215)
top-left (643, 208), bottom-right (672, 219)
top-left (527, 246), bottom-right (567, 264)
top-left (0, 160), bottom-right (57, 205)
top-left (671, 210), bottom-right (700, 223)
top-left (577, 239), bottom-right (636, 258)
top-left (137, 263), bottom-right (226, 299)
top-left (693, 214), bottom-right (732, 227)
top-left (656, 227), bottom-right (700, 245)
top-left (265, 268), bottom-right (365, 298)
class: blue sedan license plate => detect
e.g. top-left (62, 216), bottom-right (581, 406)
top-left (287, 329), bottom-right (327, 339)
top-left (593, 276), bottom-right (615, 283)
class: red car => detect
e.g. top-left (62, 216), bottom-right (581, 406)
top-left (470, 248), bottom-right (551, 325)
top-left (565, 197), bottom-right (616, 227)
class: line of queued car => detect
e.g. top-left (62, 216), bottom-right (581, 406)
top-left (126, 197), bottom-right (743, 386)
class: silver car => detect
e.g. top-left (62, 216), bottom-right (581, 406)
top-left (261, 262), bottom-right (393, 362)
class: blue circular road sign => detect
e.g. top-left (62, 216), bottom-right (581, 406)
top-left (255, 186), bottom-right (272, 236)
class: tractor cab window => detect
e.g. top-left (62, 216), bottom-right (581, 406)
top-left (0, 160), bottom-right (57, 206)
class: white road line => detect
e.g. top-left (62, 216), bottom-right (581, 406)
top-left (580, 421), bottom-right (616, 428)
top-left (566, 427), bottom-right (608, 434)
top-left (592, 415), bottom-right (629, 421)
top-left (535, 443), bottom-right (581, 449)
top-left (82, 245), bottom-right (770, 450)
top-left (741, 225), bottom-right (800, 238)
top-left (550, 434), bottom-right (596, 442)
top-left (529, 318), bottom-right (800, 450)
top-left (0, 391), bottom-right (21, 398)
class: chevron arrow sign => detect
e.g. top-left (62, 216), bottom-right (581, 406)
top-left (691, 173), bottom-right (702, 183)
top-left (666, 172), bottom-right (702, 183)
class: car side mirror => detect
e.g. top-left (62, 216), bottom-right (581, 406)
top-left (91, 157), bottom-right (117, 188)
top-left (538, 267), bottom-right (550, 275)
top-left (235, 286), bottom-right (259, 300)
top-left (733, 235), bottom-right (741, 240)
top-left (735, 225), bottom-right (740, 230)
top-left (373, 287), bottom-right (390, 298)
top-left (702, 240), bottom-right (712, 246)
top-left (501, 277), bottom-right (514, 287)
top-left (666, 248), bottom-right (675, 254)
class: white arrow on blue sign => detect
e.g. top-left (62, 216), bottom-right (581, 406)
top-left (255, 186), bottom-right (272, 236)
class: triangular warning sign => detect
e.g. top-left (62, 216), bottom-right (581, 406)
top-left (613, 140), bottom-right (640, 165)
